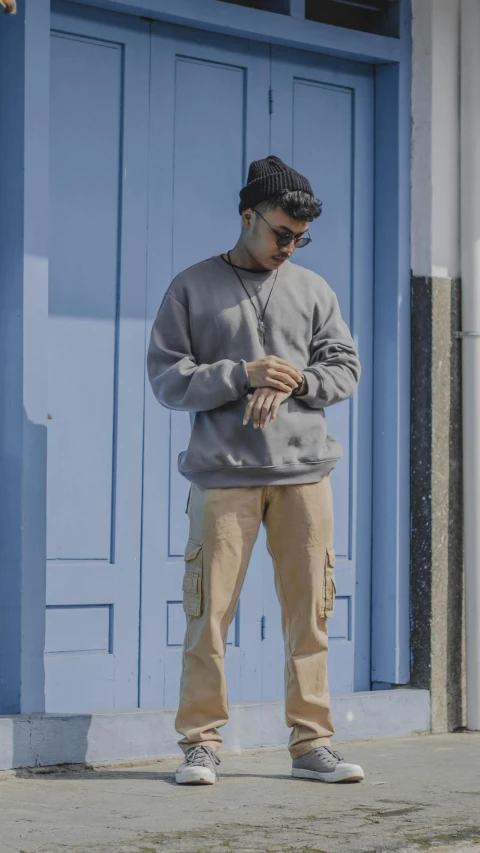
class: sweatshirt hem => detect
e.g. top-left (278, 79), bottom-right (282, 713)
top-left (179, 459), bottom-right (338, 488)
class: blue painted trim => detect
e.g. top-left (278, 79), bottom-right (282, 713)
top-left (70, 0), bottom-right (401, 63)
top-left (0, 0), bottom-right (49, 714)
top-left (371, 0), bottom-right (411, 684)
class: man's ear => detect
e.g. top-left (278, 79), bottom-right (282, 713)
top-left (242, 208), bottom-right (253, 229)
top-left (1, 0), bottom-right (17, 13)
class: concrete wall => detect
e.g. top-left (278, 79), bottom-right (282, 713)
top-left (411, 0), bottom-right (460, 280)
top-left (410, 0), bottom-right (465, 731)
top-left (0, 691), bottom-right (431, 770)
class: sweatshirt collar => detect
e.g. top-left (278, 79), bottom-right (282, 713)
top-left (212, 254), bottom-right (285, 282)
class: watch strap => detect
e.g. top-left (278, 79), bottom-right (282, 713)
top-left (292, 373), bottom-right (306, 396)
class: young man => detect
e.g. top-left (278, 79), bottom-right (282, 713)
top-left (148, 156), bottom-right (364, 786)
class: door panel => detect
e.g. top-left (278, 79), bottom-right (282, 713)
top-left (140, 24), bottom-right (271, 708)
top-left (263, 49), bottom-right (374, 696)
top-left (46, 4), bottom-right (150, 711)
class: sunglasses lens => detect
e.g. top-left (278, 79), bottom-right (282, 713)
top-left (276, 234), bottom-right (311, 248)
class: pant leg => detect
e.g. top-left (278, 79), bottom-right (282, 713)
top-left (263, 477), bottom-right (336, 759)
top-left (176, 484), bottom-right (263, 754)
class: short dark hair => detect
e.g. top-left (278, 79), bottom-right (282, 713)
top-left (253, 190), bottom-right (322, 222)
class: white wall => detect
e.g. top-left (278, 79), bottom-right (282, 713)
top-left (411, 0), bottom-right (461, 279)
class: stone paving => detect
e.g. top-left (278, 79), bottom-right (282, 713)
top-left (0, 733), bottom-right (479, 853)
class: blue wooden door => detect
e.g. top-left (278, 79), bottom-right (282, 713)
top-left (46, 3), bottom-right (150, 711)
top-left (140, 24), bottom-right (271, 708)
top-left (262, 49), bottom-right (374, 695)
top-left (46, 9), bottom-right (374, 713)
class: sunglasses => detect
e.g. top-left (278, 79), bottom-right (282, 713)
top-left (253, 208), bottom-right (312, 249)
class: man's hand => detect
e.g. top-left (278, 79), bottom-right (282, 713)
top-left (246, 356), bottom-right (302, 393)
top-left (243, 387), bottom-right (291, 429)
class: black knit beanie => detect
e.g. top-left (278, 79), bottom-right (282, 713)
top-left (239, 155), bottom-right (313, 213)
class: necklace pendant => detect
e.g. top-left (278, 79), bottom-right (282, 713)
top-left (257, 322), bottom-right (266, 346)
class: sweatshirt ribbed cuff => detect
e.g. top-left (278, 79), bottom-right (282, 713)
top-left (300, 368), bottom-right (325, 406)
top-left (229, 359), bottom-right (251, 398)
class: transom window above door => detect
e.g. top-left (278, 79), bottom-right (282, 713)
top-left (217, 0), bottom-right (289, 13)
top-left (217, 0), bottom-right (400, 37)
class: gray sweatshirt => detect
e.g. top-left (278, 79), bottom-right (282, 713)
top-left (147, 255), bottom-right (360, 488)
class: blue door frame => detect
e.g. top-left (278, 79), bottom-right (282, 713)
top-left (0, 0), bottom-right (411, 714)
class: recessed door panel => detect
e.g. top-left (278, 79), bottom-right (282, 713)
top-left (47, 4), bottom-right (150, 711)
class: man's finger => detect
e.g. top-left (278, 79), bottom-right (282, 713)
top-left (243, 392), bottom-right (258, 425)
top-left (266, 377), bottom-right (296, 393)
top-left (273, 367), bottom-right (302, 383)
top-left (269, 395), bottom-right (283, 423)
top-left (271, 358), bottom-right (303, 381)
top-left (260, 397), bottom-right (274, 429)
top-left (253, 394), bottom-right (266, 428)
top-left (244, 390), bottom-right (262, 426)
top-left (271, 370), bottom-right (298, 389)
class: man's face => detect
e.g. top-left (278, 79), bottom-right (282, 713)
top-left (243, 206), bottom-right (310, 271)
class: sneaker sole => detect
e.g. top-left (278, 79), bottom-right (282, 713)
top-left (292, 767), bottom-right (364, 784)
top-left (175, 768), bottom-right (217, 785)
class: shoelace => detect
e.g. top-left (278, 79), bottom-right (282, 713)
top-left (314, 746), bottom-right (344, 763)
top-left (185, 746), bottom-right (221, 776)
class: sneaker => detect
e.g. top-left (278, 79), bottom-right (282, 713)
top-left (175, 745), bottom-right (220, 785)
top-left (292, 746), bottom-right (364, 783)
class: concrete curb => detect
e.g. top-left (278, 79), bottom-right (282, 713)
top-left (0, 688), bottom-right (430, 770)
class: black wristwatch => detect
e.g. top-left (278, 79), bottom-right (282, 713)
top-left (292, 373), bottom-right (306, 396)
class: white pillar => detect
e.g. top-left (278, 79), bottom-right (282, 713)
top-left (460, 0), bottom-right (480, 731)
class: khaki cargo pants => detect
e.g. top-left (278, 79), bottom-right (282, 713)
top-left (175, 476), bottom-right (336, 759)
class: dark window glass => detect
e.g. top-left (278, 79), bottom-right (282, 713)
top-left (218, 0), bottom-right (288, 12)
top-left (305, 0), bottom-right (399, 38)
top-left (217, 0), bottom-right (399, 36)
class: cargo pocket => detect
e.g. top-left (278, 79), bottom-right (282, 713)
top-left (182, 538), bottom-right (203, 617)
top-left (322, 546), bottom-right (337, 618)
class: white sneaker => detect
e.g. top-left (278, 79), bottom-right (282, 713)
top-left (175, 745), bottom-right (220, 785)
top-left (292, 746), bottom-right (364, 783)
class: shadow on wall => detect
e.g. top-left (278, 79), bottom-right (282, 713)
top-left (5, 714), bottom-right (93, 773)
top-left (0, 409), bottom-right (92, 771)
top-left (0, 411), bottom-right (45, 721)
top-left (3, 705), bottom-right (181, 771)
